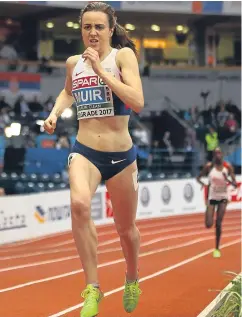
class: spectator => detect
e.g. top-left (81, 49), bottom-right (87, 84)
top-left (38, 57), bottom-right (53, 74)
top-left (0, 96), bottom-right (11, 112)
top-left (14, 95), bottom-right (31, 116)
top-left (163, 131), bottom-right (174, 158)
top-left (225, 113), bottom-right (238, 134)
top-left (0, 107), bottom-right (11, 132)
top-left (0, 40), bottom-right (18, 60)
top-left (201, 105), bottom-right (216, 126)
top-left (226, 100), bottom-right (241, 126)
top-left (55, 135), bottom-right (71, 149)
top-left (0, 40), bottom-right (19, 71)
top-left (183, 108), bottom-right (192, 122)
top-left (184, 128), bottom-right (196, 151)
top-left (142, 61), bottom-right (151, 77)
top-left (132, 127), bottom-right (149, 146)
top-left (205, 126), bottom-right (219, 161)
top-left (28, 96), bottom-right (43, 112)
top-left (217, 103), bottom-right (229, 127)
top-left (147, 140), bottom-right (159, 168)
top-left (44, 96), bottom-right (55, 112)
top-left (191, 105), bottom-right (200, 125)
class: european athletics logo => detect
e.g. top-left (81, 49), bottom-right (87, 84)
top-left (34, 206), bottom-right (46, 223)
top-left (34, 205), bottom-right (71, 224)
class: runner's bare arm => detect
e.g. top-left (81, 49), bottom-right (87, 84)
top-left (50, 56), bottom-right (77, 118)
top-left (196, 163), bottom-right (211, 187)
top-left (227, 163), bottom-right (237, 187)
top-left (98, 47), bottom-right (144, 113)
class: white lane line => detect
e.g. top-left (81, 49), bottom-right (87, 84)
top-left (0, 237), bottom-right (120, 261)
top-left (18, 218), bottom-right (239, 250)
top-left (0, 230), bottom-right (240, 273)
top-left (0, 223), bottom-right (239, 261)
top-left (0, 212), bottom-right (239, 252)
top-left (0, 232), bottom-right (239, 273)
top-left (99, 213), bottom-right (240, 236)
top-left (141, 227), bottom-right (240, 247)
top-left (0, 233), bottom-right (240, 293)
top-left (0, 255), bottom-right (80, 273)
top-left (0, 231), bottom-right (70, 250)
top-left (47, 239), bottom-right (241, 317)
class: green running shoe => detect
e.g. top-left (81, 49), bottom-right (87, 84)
top-left (213, 249), bottom-right (221, 258)
top-left (80, 284), bottom-right (103, 317)
top-left (123, 280), bottom-right (142, 313)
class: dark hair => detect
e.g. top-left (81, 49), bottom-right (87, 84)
top-left (214, 147), bottom-right (222, 154)
top-left (79, 2), bottom-right (137, 55)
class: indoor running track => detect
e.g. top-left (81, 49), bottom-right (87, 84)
top-left (0, 210), bottom-right (240, 317)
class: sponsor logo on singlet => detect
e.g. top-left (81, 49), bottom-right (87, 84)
top-left (72, 75), bottom-right (114, 119)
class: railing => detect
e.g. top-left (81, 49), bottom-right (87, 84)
top-left (137, 147), bottom-right (199, 181)
top-left (129, 112), bottom-right (152, 146)
top-left (162, 96), bottom-right (193, 131)
top-left (221, 132), bottom-right (241, 158)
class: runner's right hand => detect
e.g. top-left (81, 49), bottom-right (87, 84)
top-left (44, 114), bottom-right (57, 134)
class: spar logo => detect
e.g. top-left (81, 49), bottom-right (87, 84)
top-left (34, 205), bottom-right (71, 223)
top-left (72, 75), bottom-right (105, 90)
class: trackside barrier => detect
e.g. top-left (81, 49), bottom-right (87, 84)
top-left (197, 272), bottom-right (242, 317)
top-left (0, 177), bottom-right (241, 245)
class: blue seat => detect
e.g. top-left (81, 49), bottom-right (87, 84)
top-left (10, 172), bottom-right (19, 181)
top-left (39, 173), bottom-right (50, 182)
top-left (138, 170), bottom-right (153, 181)
top-left (26, 182), bottom-right (36, 193)
top-left (30, 173), bottom-right (38, 182)
top-left (46, 182), bottom-right (55, 191)
top-left (15, 182), bottom-right (26, 194)
top-left (24, 148), bottom-right (69, 175)
top-left (56, 182), bottom-right (68, 190)
top-left (20, 173), bottom-right (28, 181)
top-left (0, 172), bottom-right (9, 180)
top-left (36, 182), bottom-right (46, 192)
top-left (51, 173), bottom-right (61, 183)
top-left (153, 172), bottom-right (166, 180)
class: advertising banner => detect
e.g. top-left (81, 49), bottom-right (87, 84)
top-left (1, 177), bottom-right (240, 245)
top-left (121, 1), bottom-right (192, 13)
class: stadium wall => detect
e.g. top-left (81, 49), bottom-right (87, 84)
top-left (1, 177), bottom-right (241, 245)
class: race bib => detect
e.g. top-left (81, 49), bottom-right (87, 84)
top-left (72, 75), bottom-right (114, 119)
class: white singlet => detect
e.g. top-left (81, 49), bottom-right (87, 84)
top-left (208, 162), bottom-right (229, 201)
top-left (71, 48), bottom-right (130, 120)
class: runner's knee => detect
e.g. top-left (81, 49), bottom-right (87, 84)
top-left (71, 195), bottom-right (91, 223)
top-left (116, 222), bottom-right (139, 240)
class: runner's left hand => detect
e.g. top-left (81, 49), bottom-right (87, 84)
top-left (82, 47), bottom-right (104, 76)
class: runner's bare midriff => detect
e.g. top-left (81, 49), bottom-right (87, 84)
top-left (76, 115), bottom-right (133, 152)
